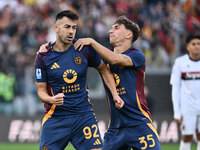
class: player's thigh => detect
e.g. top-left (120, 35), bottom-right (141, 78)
top-left (40, 116), bottom-right (72, 150)
top-left (103, 128), bottom-right (130, 150)
top-left (128, 123), bottom-right (161, 150)
top-left (71, 112), bottom-right (103, 150)
top-left (181, 114), bottom-right (197, 135)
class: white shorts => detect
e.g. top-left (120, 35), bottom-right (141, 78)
top-left (181, 114), bottom-right (200, 135)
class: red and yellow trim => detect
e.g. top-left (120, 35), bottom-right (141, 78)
top-left (147, 123), bottom-right (160, 139)
top-left (41, 104), bottom-right (56, 126)
top-left (41, 88), bottom-right (56, 127)
top-left (136, 92), bottom-right (152, 122)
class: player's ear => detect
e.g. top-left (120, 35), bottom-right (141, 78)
top-left (126, 31), bottom-right (133, 40)
top-left (186, 43), bottom-right (190, 53)
top-left (54, 24), bottom-right (58, 33)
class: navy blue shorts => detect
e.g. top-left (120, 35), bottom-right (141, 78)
top-left (40, 112), bottom-right (102, 150)
top-left (103, 123), bottom-right (161, 150)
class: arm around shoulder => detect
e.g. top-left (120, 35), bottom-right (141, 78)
top-left (90, 39), bottom-right (133, 66)
top-left (74, 38), bottom-right (133, 66)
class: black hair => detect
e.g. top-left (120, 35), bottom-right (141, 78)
top-left (55, 10), bottom-right (79, 22)
top-left (186, 34), bottom-right (200, 44)
top-left (114, 16), bottom-right (140, 43)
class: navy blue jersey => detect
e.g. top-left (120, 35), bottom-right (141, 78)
top-left (104, 48), bottom-right (152, 128)
top-left (34, 41), bottom-right (101, 117)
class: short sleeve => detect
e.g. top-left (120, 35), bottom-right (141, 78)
top-left (83, 46), bottom-right (101, 68)
top-left (34, 54), bottom-right (47, 82)
top-left (125, 50), bottom-right (145, 68)
top-left (170, 59), bottom-right (181, 86)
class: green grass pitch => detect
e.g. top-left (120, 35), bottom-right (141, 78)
top-left (0, 143), bottom-right (197, 150)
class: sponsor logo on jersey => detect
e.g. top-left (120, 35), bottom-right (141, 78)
top-left (75, 56), bottom-right (83, 64)
top-left (113, 73), bottom-right (126, 95)
top-left (42, 146), bottom-right (49, 150)
top-left (113, 73), bottom-right (120, 86)
top-left (62, 84), bottom-right (80, 93)
top-left (63, 69), bottom-right (77, 83)
top-left (51, 62), bottom-right (60, 69)
top-left (36, 68), bottom-right (42, 79)
top-left (181, 72), bottom-right (200, 80)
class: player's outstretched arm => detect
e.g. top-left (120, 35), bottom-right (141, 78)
top-left (97, 61), bottom-right (124, 109)
top-left (35, 82), bottom-right (64, 106)
top-left (74, 38), bottom-right (133, 66)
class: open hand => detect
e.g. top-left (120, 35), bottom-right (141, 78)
top-left (37, 41), bottom-right (51, 54)
top-left (74, 38), bottom-right (93, 51)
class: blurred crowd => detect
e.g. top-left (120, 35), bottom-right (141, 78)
top-left (0, 0), bottom-right (200, 115)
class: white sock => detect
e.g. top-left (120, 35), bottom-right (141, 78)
top-left (179, 140), bottom-right (191, 150)
top-left (197, 141), bottom-right (200, 150)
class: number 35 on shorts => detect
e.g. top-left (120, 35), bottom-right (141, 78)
top-left (83, 124), bottom-right (100, 139)
top-left (139, 134), bottom-right (155, 149)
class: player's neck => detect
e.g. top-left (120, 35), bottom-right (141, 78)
top-left (53, 41), bottom-right (71, 52)
top-left (189, 53), bottom-right (200, 61)
top-left (114, 43), bottom-right (131, 54)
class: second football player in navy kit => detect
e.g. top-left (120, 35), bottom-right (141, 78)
top-left (74, 16), bottom-right (161, 150)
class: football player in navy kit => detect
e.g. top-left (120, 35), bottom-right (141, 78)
top-left (74, 16), bottom-right (161, 150)
top-left (34, 10), bottom-right (124, 150)
top-left (170, 34), bottom-right (200, 150)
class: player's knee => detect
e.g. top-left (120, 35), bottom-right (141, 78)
top-left (90, 148), bottom-right (102, 150)
top-left (182, 135), bottom-right (193, 142)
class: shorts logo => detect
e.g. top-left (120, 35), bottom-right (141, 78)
top-left (93, 138), bottom-right (101, 145)
top-left (113, 73), bottom-right (120, 86)
top-left (63, 69), bottom-right (77, 83)
top-left (42, 146), bottom-right (49, 150)
top-left (36, 68), bottom-right (42, 79)
top-left (75, 56), bottom-right (83, 64)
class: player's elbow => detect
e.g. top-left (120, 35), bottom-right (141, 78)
top-left (109, 58), bottom-right (122, 65)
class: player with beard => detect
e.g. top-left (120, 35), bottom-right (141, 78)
top-left (34, 10), bottom-right (124, 150)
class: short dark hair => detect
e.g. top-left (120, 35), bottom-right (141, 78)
top-left (55, 10), bottom-right (79, 22)
top-left (114, 16), bottom-right (140, 43)
top-left (186, 34), bottom-right (200, 44)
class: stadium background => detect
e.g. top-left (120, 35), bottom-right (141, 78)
top-left (0, 0), bottom-right (200, 149)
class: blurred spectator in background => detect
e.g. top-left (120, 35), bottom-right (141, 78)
top-left (0, 69), bottom-right (15, 115)
top-left (186, 0), bottom-right (200, 33)
top-left (144, 86), bottom-right (155, 115)
top-left (0, 0), bottom-right (199, 116)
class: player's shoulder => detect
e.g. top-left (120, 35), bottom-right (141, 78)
top-left (129, 48), bottom-right (144, 55)
top-left (36, 44), bottom-right (54, 58)
top-left (127, 48), bottom-right (145, 60)
top-left (35, 44), bottom-right (54, 66)
top-left (175, 54), bottom-right (188, 63)
top-left (73, 38), bottom-right (91, 52)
